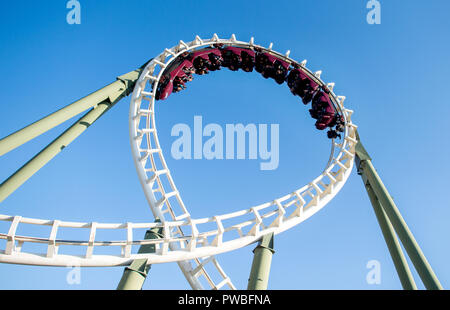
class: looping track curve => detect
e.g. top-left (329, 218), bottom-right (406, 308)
top-left (0, 34), bottom-right (357, 290)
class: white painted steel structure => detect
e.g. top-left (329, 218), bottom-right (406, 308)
top-left (0, 34), bottom-right (357, 290)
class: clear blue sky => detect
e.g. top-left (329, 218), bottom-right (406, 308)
top-left (0, 0), bottom-right (449, 290)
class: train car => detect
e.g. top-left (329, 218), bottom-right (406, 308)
top-left (327, 113), bottom-right (345, 138)
top-left (308, 90), bottom-right (345, 139)
top-left (188, 48), bottom-right (223, 75)
top-left (310, 91), bottom-right (338, 130)
top-left (220, 46), bottom-right (256, 72)
top-left (155, 47), bottom-right (226, 100)
top-left (240, 49), bottom-right (256, 72)
top-left (254, 52), bottom-right (290, 84)
top-left (155, 57), bottom-right (194, 100)
top-left (287, 68), bottom-right (320, 104)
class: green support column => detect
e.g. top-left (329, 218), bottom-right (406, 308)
top-left (116, 259), bottom-right (149, 291)
top-left (0, 67), bottom-right (146, 203)
top-left (0, 101), bottom-right (113, 203)
top-left (363, 178), bottom-right (417, 290)
top-left (117, 221), bottom-right (163, 290)
top-left (0, 68), bottom-right (143, 157)
top-left (356, 131), bottom-right (443, 290)
top-left (247, 233), bottom-right (275, 290)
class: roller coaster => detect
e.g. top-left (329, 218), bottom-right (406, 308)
top-left (0, 34), bottom-right (443, 290)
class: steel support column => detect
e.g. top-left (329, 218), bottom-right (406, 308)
top-left (0, 67), bottom-right (146, 203)
top-left (356, 131), bottom-right (442, 290)
top-left (247, 233), bottom-right (274, 290)
top-left (0, 68), bottom-right (143, 157)
top-left (0, 101), bottom-right (114, 202)
top-left (363, 178), bottom-right (417, 290)
top-left (117, 221), bottom-right (163, 290)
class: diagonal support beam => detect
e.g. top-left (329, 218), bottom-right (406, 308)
top-left (355, 130), bottom-right (442, 290)
top-left (0, 65), bottom-right (148, 203)
top-left (0, 99), bottom-right (114, 203)
top-left (0, 67), bottom-right (144, 157)
top-left (363, 177), bottom-right (417, 290)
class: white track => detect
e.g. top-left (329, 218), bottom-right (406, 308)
top-left (0, 34), bottom-right (357, 290)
